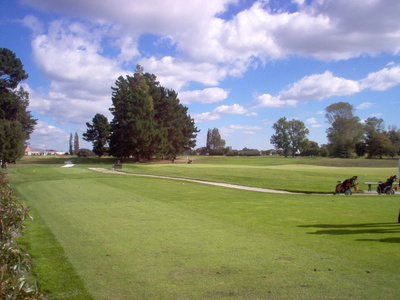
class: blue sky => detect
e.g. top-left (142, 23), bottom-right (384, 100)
top-left (1, 0), bottom-right (400, 152)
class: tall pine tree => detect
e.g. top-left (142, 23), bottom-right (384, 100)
top-left (83, 113), bottom-right (111, 157)
top-left (109, 66), bottom-right (198, 161)
top-left (0, 48), bottom-right (36, 168)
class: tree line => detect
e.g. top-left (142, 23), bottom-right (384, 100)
top-left (270, 102), bottom-right (400, 158)
top-left (84, 65), bottom-right (198, 160)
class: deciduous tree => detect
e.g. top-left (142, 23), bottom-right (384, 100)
top-left (325, 102), bottom-right (363, 158)
top-left (206, 128), bottom-right (226, 154)
top-left (271, 117), bottom-right (291, 157)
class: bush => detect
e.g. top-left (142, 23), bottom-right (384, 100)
top-left (77, 148), bottom-right (95, 157)
top-left (0, 171), bottom-right (43, 299)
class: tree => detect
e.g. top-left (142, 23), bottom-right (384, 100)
top-left (153, 88), bottom-right (198, 159)
top-left (108, 65), bottom-right (198, 160)
top-left (83, 113), bottom-right (110, 157)
top-left (271, 118), bottom-right (309, 157)
top-left (363, 117), bottom-right (387, 158)
top-left (109, 70), bottom-right (156, 160)
top-left (0, 48), bottom-right (36, 168)
top-left (367, 132), bottom-right (391, 159)
top-left (325, 102), bottom-right (363, 158)
top-left (206, 128), bottom-right (226, 154)
top-left (69, 133), bottom-right (73, 155)
top-left (77, 148), bottom-right (94, 157)
top-left (74, 132), bottom-right (80, 155)
top-left (385, 125), bottom-right (400, 156)
top-left (0, 48), bottom-right (28, 90)
top-left (300, 139), bottom-right (320, 156)
top-left (288, 119), bottom-right (309, 156)
top-left (270, 117), bottom-right (291, 157)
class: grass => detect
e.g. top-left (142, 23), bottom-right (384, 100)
top-left (6, 156), bottom-right (400, 299)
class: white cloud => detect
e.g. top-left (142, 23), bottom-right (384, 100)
top-left (357, 102), bottom-right (374, 110)
top-left (311, 124), bottom-right (323, 128)
top-left (280, 71), bottom-right (361, 101)
top-left (306, 117), bottom-right (317, 124)
top-left (28, 121), bottom-right (69, 151)
top-left (360, 65), bottom-right (400, 91)
top-left (18, 0), bottom-right (400, 136)
top-left (20, 15), bottom-right (44, 35)
top-left (193, 104), bottom-right (247, 122)
top-left (253, 93), bottom-right (297, 108)
top-left (27, 20), bottom-right (123, 123)
top-left (179, 87), bottom-right (229, 104)
top-left (219, 124), bottom-right (262, 136)
top-left (140, 56), bottom-right (228, 90)
top-left (214, 104), bottom-right (247, 115)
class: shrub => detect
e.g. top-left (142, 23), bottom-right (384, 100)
top-left (77, 148), bottom-right (95, 157)
top-left (0, 171), bottom-right (43, 299)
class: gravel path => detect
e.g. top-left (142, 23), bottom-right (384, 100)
top-left (89, 168), bottom-right (301, 194)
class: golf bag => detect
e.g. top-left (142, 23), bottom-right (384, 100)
top-left (335, 176), bottom-right (358, 195)
top-left (377, 175), bottom-right (397, 195)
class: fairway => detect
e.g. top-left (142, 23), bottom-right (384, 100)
top-left (7, 158), bottom-right (400, 299)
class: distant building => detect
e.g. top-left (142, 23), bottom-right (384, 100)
top-left (24, 146), bottom-right (65, 156)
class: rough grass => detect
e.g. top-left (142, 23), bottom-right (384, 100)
top-left (6, 156), bottom-right (400, 299)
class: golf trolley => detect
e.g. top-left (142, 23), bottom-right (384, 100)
top-left (377, 175), bottom-right (397, 195)
top-left (335, 176), bottom-right (358, 195)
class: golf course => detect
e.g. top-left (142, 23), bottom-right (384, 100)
top-left (6, 155), bottom-right (400, 299)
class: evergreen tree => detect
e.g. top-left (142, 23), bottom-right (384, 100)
top-left (74, 132), bottom-right (80, 155)
top-left (83, 113), bottom-right (111, 157)
top-left (0, 48), bottom-right (36, 168)
top-left (109, 70), bottom-right (155, 160)
top-left (109, 66), bottom-right (198, 160)
top-left (69, 133), bottom-right (73, 155)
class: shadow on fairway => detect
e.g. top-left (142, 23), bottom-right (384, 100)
top-left (298, 223), bottom-right (400, 242)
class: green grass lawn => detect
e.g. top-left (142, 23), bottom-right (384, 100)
top-left (7, 156), bottom-right (400, 299)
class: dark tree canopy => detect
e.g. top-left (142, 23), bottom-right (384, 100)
top-left (0, 48), bottom-right (28, 90)
top-left (0, 48), bottom-right (36, 168)
top-left (108, 66), bottom-right (198, 160)
top-left (83, 113), bottom-right (111, 157)
top-left (325, 102), bottom-right (363, 158)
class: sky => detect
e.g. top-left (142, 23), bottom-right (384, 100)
top-left (1, 0), bottom-right (400, 152)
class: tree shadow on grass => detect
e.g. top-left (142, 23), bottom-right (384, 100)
top-left (297, 222), bottom-right (400, 243)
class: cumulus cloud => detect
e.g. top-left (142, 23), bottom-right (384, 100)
top-left (26, 19), bottom-right (123, 123)
top-left (360, 65), bottom-right (400, 91)
top-left (253, 93), bottom-right (297, 108)
top-left (178, 88), bottom-right (229, 104)
top-left (219, 124), bottom-right (263, 136)
top-left (27, 121), bottom-right (69, 150)
top-left (140, 56), bottom-right (228, 90)
top-left (17, 0), bottom-right (400, 131)
top-left (193, 104), bottom-right (247, 122)
top-left (280, 71), bottom-right (361, 101)
top-left (254, 65), bottom-right (400, 108)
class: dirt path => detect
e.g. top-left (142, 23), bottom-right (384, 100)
top-left (89, 168), bottom-right (302, 194)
